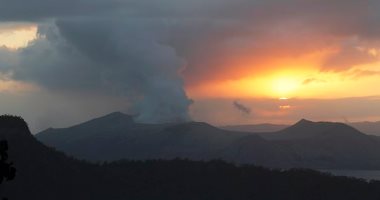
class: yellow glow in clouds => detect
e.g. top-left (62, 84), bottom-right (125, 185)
top-left (0, 23), bottom-right (37, 49)
top-left (0, 79), bottom-right (38, 93)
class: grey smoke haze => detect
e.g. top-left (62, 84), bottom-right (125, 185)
top-left (233, 101), bottom-right (251, 115)
top-left (5, 20), bottom-right (192, 123)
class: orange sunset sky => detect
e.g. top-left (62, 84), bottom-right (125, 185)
top-left (2, 24), bottom-right (380, 100)
top-left (1, 0), bottom-right (380, 131)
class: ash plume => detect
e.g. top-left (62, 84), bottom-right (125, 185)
top-left (233, 101), bottom-right (251, 115)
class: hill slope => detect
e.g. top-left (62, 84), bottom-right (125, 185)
top-left (257, 119), bottom-right (380, 169)
top-left (349, 121), bottom-right (380, 136)
top-left (221, 123), bottom-right (288, 132)
top-left (37, 112), bottom-right (256, 162)
top-left (3, 115), bottom-right (380, 199)
top-left (36, 113), bottom-right (380, 169)
top-left (221, 121), bottom-right (380, 137)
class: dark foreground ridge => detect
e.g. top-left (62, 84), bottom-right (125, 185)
top-left (2, 115), bottom-right (380, 200)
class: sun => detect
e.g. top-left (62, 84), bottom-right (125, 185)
top-left (272, 77), bottom-right (299, 98)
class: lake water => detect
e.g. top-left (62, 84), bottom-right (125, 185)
top-left (320, 170), bottom-right (380, 181)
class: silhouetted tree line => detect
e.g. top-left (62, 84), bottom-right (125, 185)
top-left (2, 115), bottom-right (380, 200)
top-left (0, 140), bottom-right (16, 200)
top-left (0, 140), bottom-right (16, 184)
top-left (0, 115), bottom-right (28, 129)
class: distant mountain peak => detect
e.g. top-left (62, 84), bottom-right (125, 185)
top-left (67, 112), bottom-right (135, 130)
top-left (292, 119), bottom-right (347, 129)
top-left (272, 119), bottom-right (366, 140)
top-left (286, 119), bottom-right (316, 131)
top-left (295, 119), bottom-right (313, 126)
top-left (165, 121), bottom-right (219, 133)
top-left (100, 111), bottom-right (133, 119)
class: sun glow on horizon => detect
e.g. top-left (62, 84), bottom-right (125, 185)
top-left (187, 63), bottom-right (380, 100)
top-left (272, 76), bottom-right (300, 98)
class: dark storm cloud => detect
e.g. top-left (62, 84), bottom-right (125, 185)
top-left (0, 47), bottom-right (16, 71)
top-left (0, 0), bottom-right (124, 21)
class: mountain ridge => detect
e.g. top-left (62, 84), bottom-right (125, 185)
top-left (36, 113), bottom-right (380, 169)
top-left (261, 119), bottom-right (366, 140)
top-left (222, 120), bottom-right (380, 136)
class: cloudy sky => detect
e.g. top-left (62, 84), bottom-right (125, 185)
top-left (1, 0), bottom-right (380, 132)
